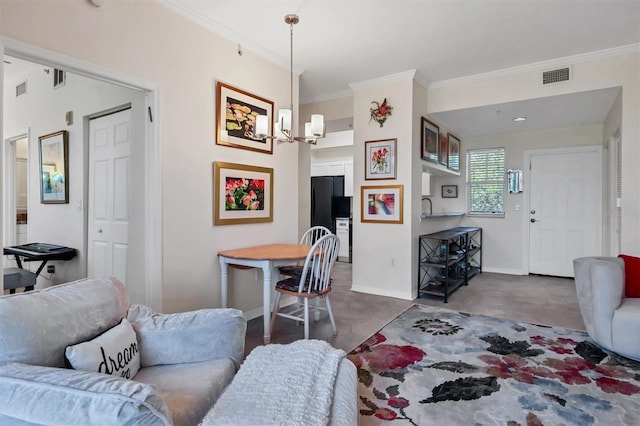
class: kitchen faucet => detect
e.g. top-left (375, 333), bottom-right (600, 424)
top-left (422, 196), bottom-right (432, 215)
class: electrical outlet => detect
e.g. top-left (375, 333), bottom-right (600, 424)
top-left (390, 258), bottom-right (396, 267)
top-left (47, 265), bottom-right (55, 274)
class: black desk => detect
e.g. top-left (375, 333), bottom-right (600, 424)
top-left (4, 243), bottom-right (77, 278)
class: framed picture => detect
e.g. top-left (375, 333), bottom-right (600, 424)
top-left (361, 184), bottom-right (403, 224)
top-left (215, 82), bottom-right (274, 154)
top-left (421, 117), bottom-right (439, 164)
top-left (447, 133), bottom-right (461, 172)
top-left (439, 134), bottom-right (448, 166)
top-left (213, 161), bottom-right (273, 225)
top-left (365, 138), bottom-right (397, 180)
top-left (39, 130), bottom-right (69, 204)
top-left (442, 185), bottom-right (458, 198)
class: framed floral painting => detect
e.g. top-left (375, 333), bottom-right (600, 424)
top-left (213, 162), bottom-right (273, 225)
top-left (421, 117), bottom-right (439, 164)
top-left (439, 134), bottom-right (448, 166)
top-left (447, 133), bottom-right (461, 172)
top-left (361, 184), bottom-right (403, 224)
top-left (365, 138), bottom-right (397, 180)
top-left (215, 82), bottom-right (274, 154)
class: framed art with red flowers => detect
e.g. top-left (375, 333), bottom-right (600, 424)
top-left (215, 82), bottom-right (274, 154)
top-left (365, 138), bottom-right (397, 180)
top-left (213, 162), bottom-right (273, 225)
top-left (361, 184), bottom-right (403, 224)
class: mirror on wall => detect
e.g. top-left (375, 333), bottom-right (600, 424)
top-left (507, 169), bottom-right (523, 194)
top-left (39, 130), bottom-right (69, 204)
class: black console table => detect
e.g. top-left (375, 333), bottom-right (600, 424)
top-left (417, 227), bottom-right (482, 302)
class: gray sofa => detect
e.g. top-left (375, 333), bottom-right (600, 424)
top-left (0, 276), bottom-right (246, 425)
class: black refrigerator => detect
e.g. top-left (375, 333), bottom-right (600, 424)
top-left (311, 176), bottom-right (349, 234)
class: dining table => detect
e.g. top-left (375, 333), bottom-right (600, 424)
top-left (218, 243), bottom-right (311, 344)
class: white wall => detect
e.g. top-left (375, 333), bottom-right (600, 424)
top-left (0, 0), bottom-right (299, 315)
top-left (3, 64), bottom-right (143, 287)
top-left (429, 49), bottom-right (640, 256)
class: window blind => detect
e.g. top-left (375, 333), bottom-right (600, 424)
top-left (467, 148), bottom-right (505, 216)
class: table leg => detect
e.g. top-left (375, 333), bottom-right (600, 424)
top-left (219, 258), bottom-right (229, 308)
top-left (262, 263), bottom-right (272, 344)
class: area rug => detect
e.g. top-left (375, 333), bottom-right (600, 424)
top-left (347, 304), bottom-right (640, 426)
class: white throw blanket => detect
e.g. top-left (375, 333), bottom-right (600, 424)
top-left (203, 339), bottom-right (346, 426)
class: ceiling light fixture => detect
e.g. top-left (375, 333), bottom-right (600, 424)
top-left (254, 14), bottom-right (325, 144)
top-left (512, 116), bottom-right (527, 122)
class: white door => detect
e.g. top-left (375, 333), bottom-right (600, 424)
top-left (88, 109), bottom-right (131, 281)
top-left (528, 147), bottom-right (601, 277)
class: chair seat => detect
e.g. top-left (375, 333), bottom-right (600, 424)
top-left (278, 265), bottom-right (305, 277)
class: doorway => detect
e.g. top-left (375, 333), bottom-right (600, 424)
top-left (525, 146), bottom-right (602, 277)
top-left (1, 42), bottom-right (162, 310)
top-left (3, 133), bottom-right (28, 249)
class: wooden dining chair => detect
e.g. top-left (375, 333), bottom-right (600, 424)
top-left (278, 225), bottom-right (331, 278)
top-left (270, 234), bottom-right (340, 339)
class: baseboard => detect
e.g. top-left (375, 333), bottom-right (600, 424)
top-left (350, 285), bottom-right (413, 301)
top-left (243, 295), bottom-right (297, 321)
top-left (481, 267), bottom-right (526, 275)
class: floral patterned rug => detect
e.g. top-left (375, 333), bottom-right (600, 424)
top-left (348, 304), bottom-right (640, 425)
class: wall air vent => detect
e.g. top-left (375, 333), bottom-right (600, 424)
top-left (53, 68), bottom-right (66, 89)
top-left (16, 81), bottom-right (27, 97)
top-left (542, 67), bottom-right (571, 85)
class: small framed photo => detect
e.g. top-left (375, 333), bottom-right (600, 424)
top-left (361, 184), bottom-right (403, 224)
top-left (215, 82), bottom-right (274, 154)
top-left (447, 133), bottom-right (461, 172)
top-left (421, 117), bottom-right (439, 164)
top-left (213, 162), bottom-right (273, 225)
top-left (439, 134), bottom-right (448, 166)
top-left (365, 138), bottom-right (397, 180)
top-left (442, 185), bottom-right (458, 198)
top-left (39, 130), bottom-right (69, 204)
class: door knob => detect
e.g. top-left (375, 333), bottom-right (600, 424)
top-left (530, 218), bottom-right (537, 223)
top-left (530, 209), bottom-right (536, 214)
top-left (98, 229), bottom-right (103, 233)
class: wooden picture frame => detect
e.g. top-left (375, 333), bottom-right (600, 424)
top-left (213, 161), bottom-right (273, 225)
top-left (365, 138), bottom-right (397, 180)
top-left (447, 133), bottom-right (461, 172)
top-left (421, 117), bottom-right (439, 164)
top-left (361, 184), bottom-right (403, 224)
top-left (39, 130), bottom-right (69, 204)
top-left (439, 134), bottom-right (448, 166)
top-left (442, 184), bottom-right (458, 198)
top-left (215, 82), bottom-right (274, 154)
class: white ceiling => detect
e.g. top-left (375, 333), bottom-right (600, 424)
top-left (4, 1), bottom-right (639, 136)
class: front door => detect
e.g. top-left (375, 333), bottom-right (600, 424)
top-left (528, 147), bottom-right (602, 277)
top-left (87, 108), bottom-right (131, 281)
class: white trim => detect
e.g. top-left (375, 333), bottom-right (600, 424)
top-left (430, 43), bottom-right (640, 90)
top-left (1, 38), bottom-right (163, 311)
top-left (301, 89), bottom-right (353, 105)
top-left (350, 284), bottom-right (412, 301)
top-left (349, 70), bottom-right (417, 91)
top-left (3, 130), bottom-right (29, 250)
top-left (522, 145), bottom-right (603, 275)
top-left (482, 267), bottom-right (526, 276)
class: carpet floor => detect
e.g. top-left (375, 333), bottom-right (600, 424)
top-left (348, 304), bottom-right (640, 426)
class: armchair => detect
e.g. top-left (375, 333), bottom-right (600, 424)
top-left (573, 256), bottom-right (640, 361)
top-left (0, 276), bottom-right (246, 425)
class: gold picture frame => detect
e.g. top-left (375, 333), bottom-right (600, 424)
top-left (213, 162), bottom-right (273, 225)
top-left (215, 82), bottom-right (274, 154)
top-left (361, 184), bottom-right (403, 224)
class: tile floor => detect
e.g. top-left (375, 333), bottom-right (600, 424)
top-left (244, 261), bottom-right (585, 357)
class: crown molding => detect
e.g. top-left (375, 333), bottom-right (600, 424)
top-left (413, 70), bottom-right (430, 90)
top-left (430, 43), bottom-right (640, 90)
top-left (156, 0), bottom-right (301, 73)
top-left (301, 89), bottom-right (353, 105)
top-left (349, 69), bottom-right (417, 91)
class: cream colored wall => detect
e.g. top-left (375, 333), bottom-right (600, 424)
top-left (0, 0), bottom-right (299, 315)
top-left (429, 50), bottom-right (640, 256)
top-left (350, 75), bottom-right (415, 300)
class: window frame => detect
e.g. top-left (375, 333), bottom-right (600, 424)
top-left (466, 147), bottom-right (505, 217)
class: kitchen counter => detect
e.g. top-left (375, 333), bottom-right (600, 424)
top-left (420, 212), bottom-right (466, 220)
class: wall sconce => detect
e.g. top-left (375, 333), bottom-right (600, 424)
top-left (507, 169), bottom-right (523, 194)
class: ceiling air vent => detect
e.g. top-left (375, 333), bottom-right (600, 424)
top-left (16, 81), bottom-right (27, 97)
top-left (542, 67), bottom-right (571, 85)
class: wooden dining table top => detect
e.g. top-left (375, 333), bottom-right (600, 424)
top-left (218, 243), bottom-right (312, 261)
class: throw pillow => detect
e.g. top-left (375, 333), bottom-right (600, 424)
top-left (618, 254), bottom-right (640, 298)
top-left (65, 318), bottom-right (140, 379)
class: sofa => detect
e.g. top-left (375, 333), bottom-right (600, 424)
top-left (573, 256), bottom-right (640, 361)
top-left (0, 276), bottom-right (246, 425)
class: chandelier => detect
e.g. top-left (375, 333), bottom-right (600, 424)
top-left (254, 14), bottom-right (325, 144)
